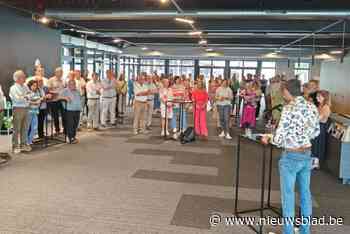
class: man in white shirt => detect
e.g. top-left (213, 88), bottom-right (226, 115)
top-left (100, 70), bottom-right (117, 127)
top-left (26, 65), bottom-right (49, 86)
top-left (145, 75), bottom-right (158, 130)
top-left (86, 73), bottom-right (102, 131)
top-left (133, 74), bottom-right (150, 135)
top-left (74, 70), bottom-right (87, 126)
top-left (47, 67), bottom-right (66, 135)
top-left (9, 70), bottom-right (32, 154)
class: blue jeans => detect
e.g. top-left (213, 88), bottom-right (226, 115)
top-left (154, 93), bottom-right (161, 109)
top-left (217, 105), bottom-right (231, 134)
top-left (27, 111), bottom-right (38, 145)
top-left (171, 107), bottom-right (187, 131)
top-left (279, 151), bottom-right (313, 234)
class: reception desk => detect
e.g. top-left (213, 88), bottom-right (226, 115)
top-left (324, 114), bottom-right (350, 184)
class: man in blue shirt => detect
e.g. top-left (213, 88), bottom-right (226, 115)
top-left (59, 80), bottom-right (81, 144)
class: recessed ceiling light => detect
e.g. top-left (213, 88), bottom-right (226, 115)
top-left (330, 50), bottom-right (343, 55)
top-left (175, 17), bottom-right (194, 25)
top-left (141, 47), bottom-right (148, 50)
top-left (40, 17), bottom-right (49, 24)
top-left (160, 0), bottom-right (168, 3)
top-left (113, 39), bottom-right (122, 43)
top-left (206, 48), bottom-right (213, 52)
top-left (199, 39), bottom-right (207, 45)
top-left (188, 31), bottom-right (202, 36)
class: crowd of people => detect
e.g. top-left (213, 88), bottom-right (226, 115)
top-left (0, 64), bottom-right (335, 234)
top-left (0, 65), bottom-right (332, 165)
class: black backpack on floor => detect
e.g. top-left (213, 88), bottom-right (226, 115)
top-left (180, 127), bottom-right (196, 144)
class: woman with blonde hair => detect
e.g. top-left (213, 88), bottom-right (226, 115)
top-left (311, 90), bottom-right (331, 169)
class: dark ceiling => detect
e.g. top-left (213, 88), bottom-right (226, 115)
top-left (2, 0), bottom-right (350, 56)
top-left (5, 0), bottom-right (350, 11)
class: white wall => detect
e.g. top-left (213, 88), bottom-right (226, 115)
top-left (320, 57), bottom-right (350, 114)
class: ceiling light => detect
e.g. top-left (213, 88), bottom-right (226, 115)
top-left (198, 39), bottom-right (207, 45)
top-left (160, 0), bottom-right (168, 3)
top-left (76, 30), bottom-right (96, 35)
top-left (113, 39), bottom-right (122, 43)
top-left (141, 47), bottom-right (148, 50)
top-left (206, 48), bottom-right (213, 52)
top-left (188, 31), bottom-right (202, 36)
top-left (275, 50), bottom-right (282, 53)
top-left (175, 17), bottom-right (194, 25)
top-left (40, 17), bottom-right (49, 24)
top-left (330, 50), bottom-right (343, 55)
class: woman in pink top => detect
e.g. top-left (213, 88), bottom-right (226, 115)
top-left (240, 82), bottom-right (257, 128)
top-left (191, 80), bottom-right (209, 139)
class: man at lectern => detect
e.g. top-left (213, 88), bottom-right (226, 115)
top-left (262, 79), bottom-right (320, 234)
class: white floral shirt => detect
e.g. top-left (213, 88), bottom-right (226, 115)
top-left (272, 96), bottom-right (320, 149)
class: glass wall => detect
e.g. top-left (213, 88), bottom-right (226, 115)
top-left (61, 34), bottom-right (120, 80)
top-left (140, 59), bottom-right (165, 76)
top-left (294, 62), bottom-right (310, 84)
top-left (119, 57), bottom-right (139, 80)
top-left (169, 59), bottom-right (195, 77)
top-left (261, 61), bottom-right (276, 80)
top-left (229, 60), bottom-right (258, 81)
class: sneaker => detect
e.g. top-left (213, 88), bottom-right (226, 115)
top-left (13, 147), bottom-right (21, 154)
top-left (311, 158), bottom-right (320, 170)
top-left (146, 125), bottom-right (152, 131)
top-left (173, 128), bottom-right (177, 133)
top-left (21, 145), bottom-right (32, 152)
top-left (140, 129), bottom-right (150, 134)
top-left (225, 134), bottom-right (232, 140)
top-left (70, 138), bottom-right (79, 144)
top-left (218, 131), bottom-right (225, 138)
top-left (133, 130), bottom-right (139, 135)
top-left (173, 133), bottom-right (179, 140)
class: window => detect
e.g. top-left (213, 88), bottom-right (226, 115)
top-left (261, 61), bottom-right (276, 80)
top-left (243, 61), bottom-right (258, 67)
top-left (230, 60), bottom-right (243, 67)
top-left (199, 60), bottom-right (212, 66)
top-left (294, 62), bottom-right (310, 84)
top-left (212, 60), bottom-right (225, 67)
top-left (229, 60), bottom-right (257, 80)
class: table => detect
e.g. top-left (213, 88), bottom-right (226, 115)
top-left (234, 134), bottom-right (281, 234)
top-left (164, 100), bottom-right (193, 139)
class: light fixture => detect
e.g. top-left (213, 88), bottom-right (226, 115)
top-left (175, 17), bottom-right (194, 25)
top-left (76, 30), bottom-right (96, 35)
top-left (198, 39), bottom-right (207, 45)
top-left (40, 17), bottom-right (49, 24)
top-left (188, 31), bottom-right (202, 36)
top-left (160, 0), bottom-right (168, 3)
top-left (330, 50), bottom-right (343, 55)
top-left (206, 48), bottom-right (213, 52)
top-left (113, 39), bottom-right (122, 43)
top-left (275, 49), bottom-right (282, 53)
top-left (141, 47), bottom-right (148, 50)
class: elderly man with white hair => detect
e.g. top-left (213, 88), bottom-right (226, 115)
top-left (47, 67), bottom-right (65, 135)
top-left (9, 70), bottom-right (32, 154)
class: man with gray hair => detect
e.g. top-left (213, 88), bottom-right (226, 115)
top-left (9, 70), bottom-right (32, 154)
top-left (47, 67), bottom-right (65, 135)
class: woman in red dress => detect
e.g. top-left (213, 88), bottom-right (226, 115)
top-left (191, 80), bottom-right (209, 139)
